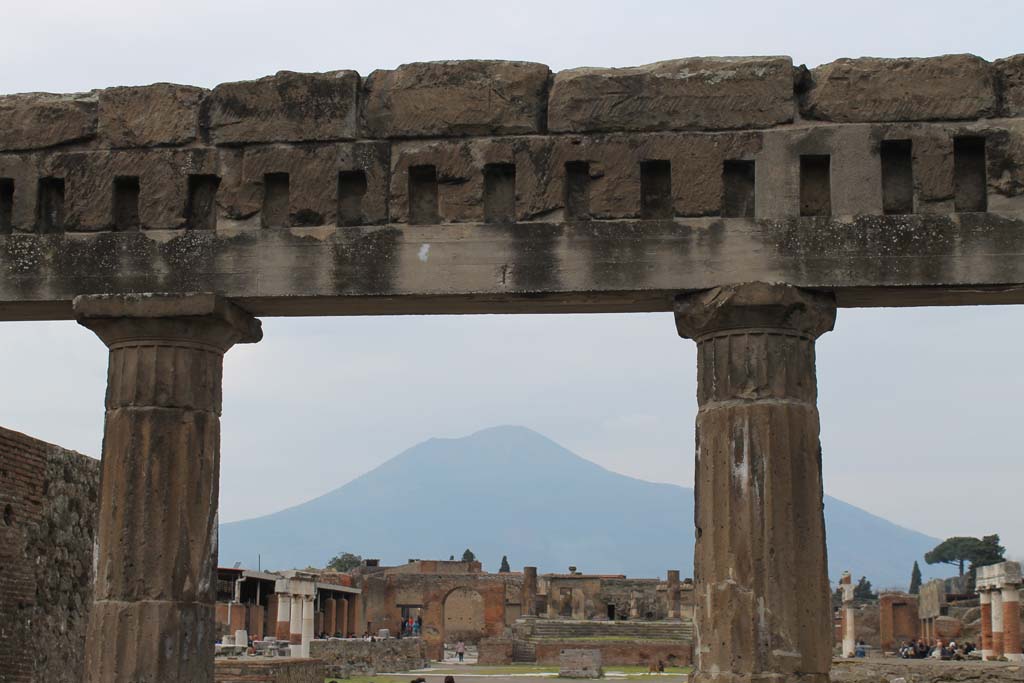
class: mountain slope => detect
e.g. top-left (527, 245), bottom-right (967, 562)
top-left (219, 426), bottom-right (939, 588)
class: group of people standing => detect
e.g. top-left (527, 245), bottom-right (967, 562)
top-left (400, 615), bottom-right (423, 636)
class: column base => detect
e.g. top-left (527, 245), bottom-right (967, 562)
top-left (692, 673), bottom-right (829, 683)
top-left (84, 600), bottom-right (214, 682)
top-left (1005, 653), bottom-right (1023, 662)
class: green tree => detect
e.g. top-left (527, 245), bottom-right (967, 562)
top-left (925, 535), bottom-right (1006, 577)
top-left (499, 555), bottom-right (511, 573)
top-left (449, 555), bottom-right (455, 561)
top-left (853, 576), bottom-right (876, 600)
top-left (462, 548), bottom-right (476, 562)
top-left (325, 551), bottom-right (362, 572)
top-left (909, 561), bottom-right (922, 595)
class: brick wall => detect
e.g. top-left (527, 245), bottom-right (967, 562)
top-left (0, 426), bottom-right (99, 683)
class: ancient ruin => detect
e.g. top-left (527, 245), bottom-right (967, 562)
top-left (2, 51), bottom-right (1024, 682)
top-left (977, 561), bottom-right (1023, 661)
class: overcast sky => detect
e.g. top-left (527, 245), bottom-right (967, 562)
top-left (2, 1), bottom-right (1021, 567)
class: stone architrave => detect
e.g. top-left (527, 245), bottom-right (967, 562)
top-left (675, 283), bottom-right (836, 683)
top-left (523, 567), bottom-right (539, 617)
top-left (74, 293), bottom-right (262, 683)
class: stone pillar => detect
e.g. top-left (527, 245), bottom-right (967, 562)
top-left (629, 591), bottom-right (641, 619)
top-left (290, 595), bottom-right (303, 645)
top-left (276, 594), bottom-right (292, 641)
top-left (992, 588), bottom-right (1005, 658)
top-left (675, 283), bottom-right (836, 683)
top-left (667, 570), bottom-right (681, 620)
top-left (325, 597), bottom-right (337, 636)
top-left (840, 572), bottom-right (855, 658)
top-left (1003, 585), bottom-right (1022, 662)
top-left (75, 294), bottom-right (262, 683)
top-left (979, 590), bottom-right (993, 659)
top-left (338, 597), bottom-right (349, 637)
top-left (523, 566), bottom-right (538, 617)
top-left (302, 596), bottom-right (315, 656)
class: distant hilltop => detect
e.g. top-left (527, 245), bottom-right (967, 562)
top-left (219, 425), bottom-right (942, 588)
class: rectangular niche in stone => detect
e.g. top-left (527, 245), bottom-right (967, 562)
top-left (408, 165), bottom-right (439, 224)
top-left (954, 136), bottom-right (987, 212)
top-left (484, 163), bottom-right (516, 223)
top-left (799, 155), bottom-right (831, 217)
top-left (337, 170), bottom-right (368, 226)
top-left (881, 140), bottom-right (914, 215)
top-left (722, 160), bottom-right (755, 218)
top-left (186, 175), bottom-right (220, 230)
top-left (0, 178), bottom-right (12, 233)
top-left (36, 177), bottom-right (65, 233)
top-left (262, 173), bottom-right (290, 228)
top-left (640, 160), bottom-right (673, 219)
top-left (113, 176), bottom-right (141, 231)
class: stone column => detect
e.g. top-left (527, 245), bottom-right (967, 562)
top-left (840, 572), bottom-right (855, 658)
top-left (276, 594), bottom-right (292, 641)
top-left (675, 283), bottom-right (836, 683)
top-left (325, 597), bottom-right (337, 636)
top-left (523, 566), bottom-right (538, 617)
top-left (992, 588), bottom-right (1005, 658)
top-left (979, 590), bottom-right (993, 659)
top-left (1003, 585), bottom-right (1022, 662)
top-left (667, 570), bottom-right (681, 620)
top-left (338, 597), bottom-right (349, 637)
top-left (302, 596), bottom-right (315, 656)
top-left (75, 294), bottom-right (262, 683)
top-left (290, 595), bottom-right (303, 645)
top-left (629, 591), bottom-right (641, 619)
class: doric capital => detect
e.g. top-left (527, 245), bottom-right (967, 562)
top-left (73, 293), bottom-right (262, 351)
top-left (674, 283), bottom-right (836, 341)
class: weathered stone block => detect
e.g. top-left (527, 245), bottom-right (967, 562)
top-left (363, 60), bottom-right (550, 137)
top-left (548, 57), bottom-right (794, 133)
top-left (802, 55), bottom-right (997, 122)
top-left (995, 55), bottom-right (1024, 118)
top-left (98, 83), bottom-right (205, 147)
top-left (0, 92), bottom-right (97, 151)
top-left (207, 70), bottom-right (360, 145)
top-left (559, 648), bottom-right (603, 678)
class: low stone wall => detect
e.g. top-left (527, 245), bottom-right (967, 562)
top-left (310, 637), bottom-right (428, 677)
top-left (214, 658), bottom-right (326, 683)
top-left (536, 641), bottom-right (692, 667)
top-left (478, 638), bottom-right (514, 665)
top-left (559, 649), bottom-right (602, 678)
top-left (830, 658), bottom-right (1023, 683)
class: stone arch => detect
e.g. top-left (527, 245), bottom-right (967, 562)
top-left (442, 586), bottom-right (486, 645)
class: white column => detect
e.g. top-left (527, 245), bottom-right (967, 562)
top-left (276, 594), bottom-right (292, 641)
top-left (302, 596), bottom-right (315, 657)
top-left (841, 575), bottom-right (855, 658)
top-left (992, 589), bottom-right (1005, 659)
top-left (290, 594), bottom-right (303, 645)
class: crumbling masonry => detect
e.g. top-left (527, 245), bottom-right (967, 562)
top-left (2, 51), bottom-right (1024, 682)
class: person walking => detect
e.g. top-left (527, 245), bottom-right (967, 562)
top-left (456, 640), bottom-right (466, 663)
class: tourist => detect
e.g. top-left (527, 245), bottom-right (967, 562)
top-left (416, 615), bottom-right (423, 634)
top-left (456, 640), bottom-right (466, 663)
top-left (445, 676), bottom-right (455, 683)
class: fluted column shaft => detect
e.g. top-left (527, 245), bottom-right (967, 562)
top-left (75, 294), bottom-right (262, 683)
top-left (676, 283), bottom-right (837, 683)
top-left (276, 594), bottom-right (293, 640)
